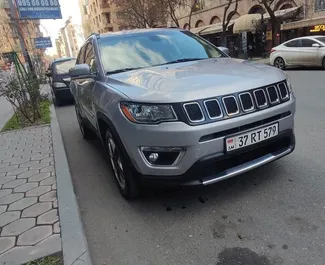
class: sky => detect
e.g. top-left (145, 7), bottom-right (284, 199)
top-left (40, 0), bottom-right (82, 56)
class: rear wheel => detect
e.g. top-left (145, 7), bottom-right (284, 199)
top-left (75, 104), bottom-right (94, 140)
top-left (106, 130), bottom-right (139, 200)
top-left (274, 57), bottom-right (286, 70)
top-left (322, 57), bottom-right (325, 70)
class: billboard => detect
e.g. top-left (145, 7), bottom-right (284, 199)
top-left (34, 37), bottom-right (53, 49)
top-left (15, 0), bottom-right (62, 19)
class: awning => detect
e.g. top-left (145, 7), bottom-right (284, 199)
top-left (233, 7), bottom-right (301, 34)
top-left (264, 6), bottom-right (301, 20)
top-left (190, 25), bottom-right (211, 35)
top-left (190, 20), bottom-right (235, 36)
top-left (233, 14), bottom-right (261, 34)
top-left (281, 16), bottom-right (325, 31)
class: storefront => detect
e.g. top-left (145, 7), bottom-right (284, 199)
top-left (281, 16), bottom-right (325, 42)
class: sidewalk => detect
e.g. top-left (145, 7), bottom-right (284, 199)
top-left (0, 93), bottom-right (92, 265)
top-left (248, 57), bottom-right (270, 65)
top-left (0, 126), bottom-right (61, 264)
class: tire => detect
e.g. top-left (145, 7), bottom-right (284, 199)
top-left (274, 57), bottom-right (286, 70)
top-left (75, 104), bottom-right (94, 140)
top-left (105, 130), bottom-right (139, 200)
top-left (322, 57), bottom-right (325, 70)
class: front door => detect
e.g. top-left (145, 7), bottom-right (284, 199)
top-left (300, 39), bottom-right (319, 66)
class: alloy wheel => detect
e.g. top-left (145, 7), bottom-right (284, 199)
top-left (274, 58), bottom-right (285, 69)
top-left (107, 136), bottom-right (126, 189)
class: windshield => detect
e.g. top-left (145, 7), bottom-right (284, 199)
top-left (98, 30), bottom-right (225, 74)
top-left (315, 37), bottom-right (325, 44)
top-left (53, 59), bottom-right (76, 74)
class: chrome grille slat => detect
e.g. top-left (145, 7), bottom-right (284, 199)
top-left (239, 92), bottom-right (254, 112)
top-left (183, 102), bottom-right (205, 123)
top-left (278, 82), bottom-right (289, 100)
top-left (253, 89), bottom-right (268, 108)
top-left (203, 99), bottom-right (223, 119)
top-left (222, 96), bottom-right (239, 116)
top-left (266, 86), bottom-right (280, 104)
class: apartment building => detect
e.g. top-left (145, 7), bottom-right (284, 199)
top-left (55, 33), bottom-right (66, 58)
top-left (79, 0), bottom-right (120, 36)
top-left (0, 7), bottom-right (44, 66)
top-left (56, 17), bottom-right (84, 58)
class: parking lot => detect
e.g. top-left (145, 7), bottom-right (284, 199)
top-left (56, 69), bottom-right (325, 265)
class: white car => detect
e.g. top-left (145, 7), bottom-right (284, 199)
top-left (270, 36), bottom-right (325, 70)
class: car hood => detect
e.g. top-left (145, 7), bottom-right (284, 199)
top-left (107, 58), bottom-right (287, 103)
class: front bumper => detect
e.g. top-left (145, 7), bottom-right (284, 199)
top-left (116, 97), bottom-right (296, 183)
top-left (52, 86), bottom-right (73, 100)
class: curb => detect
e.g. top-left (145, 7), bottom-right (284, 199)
top-left (50, 104), bottom-right (92, 265)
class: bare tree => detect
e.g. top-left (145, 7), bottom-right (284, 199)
top-left (257, 0), bottom-right (303, 46)
top-left (221, 0), bottom-right (239, 45)
top-left (163, 0), bottom-right (198, 29)
top-left (112, 0), bottom-right (167, 28)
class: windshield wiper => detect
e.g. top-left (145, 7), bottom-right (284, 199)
top-left (159, 58), bottom-right (206, 66)
top-left (106, 67), bottom-right (142, 75)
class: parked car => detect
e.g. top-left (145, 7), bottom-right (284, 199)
top-left (46, 57), bottom-right (76, 106)
top-left (270, 35), bottom-right (325, 69)
top-left (70, 29), bottom-right (296, 199)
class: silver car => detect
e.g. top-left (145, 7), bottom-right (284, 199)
top-left (270, 35), bottom-right (325, 69)
top-left (69, 29), bottom-right (296, 199)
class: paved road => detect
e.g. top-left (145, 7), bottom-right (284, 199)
top-left (56, 70), bottom-right (325, 265)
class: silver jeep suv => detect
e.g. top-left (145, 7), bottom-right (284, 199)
top-left (69, 29), bottom-right (296, 199)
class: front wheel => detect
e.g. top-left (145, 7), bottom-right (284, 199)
top-left (274, 57), bottom-right (286, 70)
top-left (322, 58), bottom-right (325, 70)
top-left (106, 130), bottom-right (139, 200)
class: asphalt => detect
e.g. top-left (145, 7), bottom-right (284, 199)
top-left (56, 70), bottom-right (325, 265)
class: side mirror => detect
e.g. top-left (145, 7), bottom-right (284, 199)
top-left (218, 46), bottom-right (229, 55)
top-left (45, 70), bottom-right (52, 77)
top-left (312, 43), bottom-right (321, 48)
top-left (69, 64), bottom-right (91, 79)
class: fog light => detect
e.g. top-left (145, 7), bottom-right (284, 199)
top-left (140, 147), bottom-right (185, 166)
top-left (148, 153), bottom-right (159, 163)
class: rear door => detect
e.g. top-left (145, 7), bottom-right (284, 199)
top-left (282, 39), bottom-right (302, 66)
top-left (300, 39), bottom-right (319, 66)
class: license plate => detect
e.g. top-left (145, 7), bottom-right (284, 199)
top-left (226, 123), bottom-right (279, 152)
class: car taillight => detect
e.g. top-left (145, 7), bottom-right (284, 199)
top-left (270, 49), bottom-right (276, 53)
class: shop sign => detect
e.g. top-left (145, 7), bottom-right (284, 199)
top-left (34, 37), bottom-right (52, 49)
top-left (310, 25), bottom-right (325, 32)
top-left (15, 0), bottom-right (62, 20)
top-left (266, 30), bottom-right (272, 41)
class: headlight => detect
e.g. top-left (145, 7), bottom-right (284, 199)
top-left (120, 102), bottom-right (177, 124)
top-left (286, 75), bottom-right (292, 93)
top-left (53, 82), bottom-right (66, 88)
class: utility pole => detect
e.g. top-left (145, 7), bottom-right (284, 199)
top-left (8, 0), bottom-right (34, 73)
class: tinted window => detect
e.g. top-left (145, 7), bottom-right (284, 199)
top-left (98, 30), bottom-right (225, 74)
top-left (53, 59), bottom-right (76, 74)
top-left (301, 39), bottom-right (318, 47)
top-left (284, 40), bottom-right (301, 47)
top-left (315, 37), bottom-right (325, 44)
top-left (84, 43), bottom-right (97, 73)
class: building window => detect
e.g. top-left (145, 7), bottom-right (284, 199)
top-left (105, 13), bottom-right (111, 24)
top-left (193, 0), bottom-right (204, 12)
top-left (315, 0), bottom-right (325, 11)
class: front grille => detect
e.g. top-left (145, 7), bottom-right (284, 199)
top-left (254, 89), bottom-right (268, 108)
top-left (223, 96), bottom-right (239, 116)
top-left (278, 82), bottom-right (289, 100)
top-left (266, 86), bottom-right (279, 104)
top-left (204, 99), bottom-right (222, 119)
top-left (180, 80), bottom-right (290, 125)
top-left (239, 93), bottom-right (254, 112)
top-left (183, 102), bottom-right (204, 122)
